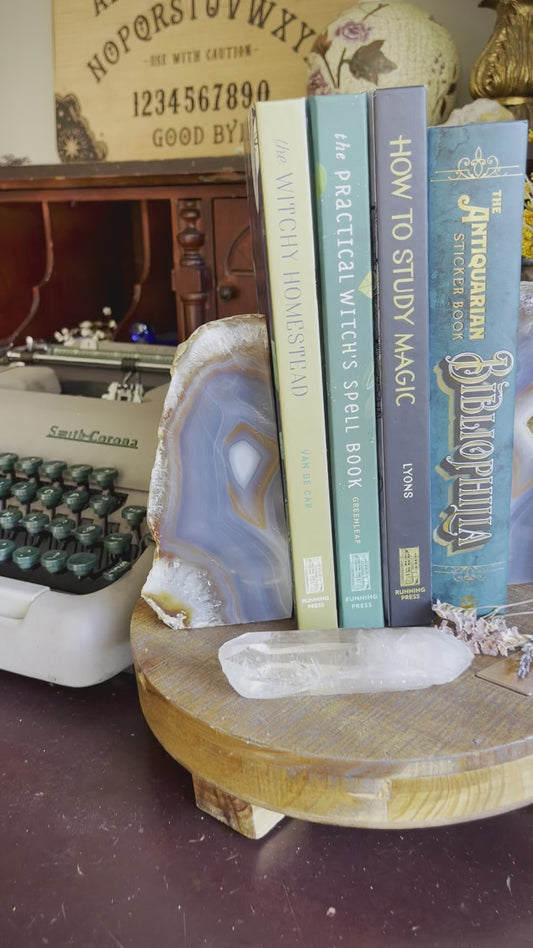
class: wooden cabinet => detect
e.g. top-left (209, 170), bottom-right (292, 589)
top-left (0, 158), bottom-right (257, 347)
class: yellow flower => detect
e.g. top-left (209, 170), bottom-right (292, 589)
top-left (523, 161), bottom-right (533, 258)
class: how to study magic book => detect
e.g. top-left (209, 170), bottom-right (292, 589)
top-left (370, 86), bottom-right (432, 627)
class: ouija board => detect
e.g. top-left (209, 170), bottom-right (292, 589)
top-left (52, 0), bottom-right (346, 162)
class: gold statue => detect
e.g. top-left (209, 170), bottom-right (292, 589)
top-left (470, 0), bottom-right (533, 121)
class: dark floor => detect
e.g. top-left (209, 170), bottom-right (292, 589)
top-left (1, 667), bottom-right (532, 948)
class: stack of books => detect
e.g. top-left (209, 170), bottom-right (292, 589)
top-left (247, 88), bottom-right (527, 631)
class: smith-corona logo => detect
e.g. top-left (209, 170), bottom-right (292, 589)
top-left (47, 424), bottom-right (139, 449)
top-left (433, 349), bottom-right (514, 555)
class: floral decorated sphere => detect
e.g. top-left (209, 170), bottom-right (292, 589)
top-left (307, 1), bottom-right (460, 125)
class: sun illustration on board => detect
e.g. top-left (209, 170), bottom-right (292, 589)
top-left (59, 130), bottom-right (84, 161)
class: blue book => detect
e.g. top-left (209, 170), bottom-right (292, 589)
top-left (308, 93), bottom-right (384, 629)
top-left (427, 119), bottom-right (528, 611)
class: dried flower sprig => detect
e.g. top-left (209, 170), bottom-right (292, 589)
top-left (522, 129), bottom-right (533, 259)
top-left (433, 599), bottom-right (533, 679)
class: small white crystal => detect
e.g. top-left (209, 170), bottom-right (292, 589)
top-left (218, 626), bottom-right (473, 699)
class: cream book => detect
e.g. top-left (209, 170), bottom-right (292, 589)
top-left (249, 98), bottom-right (338, 629)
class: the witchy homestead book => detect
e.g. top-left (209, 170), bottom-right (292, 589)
top-left (369, 85), bottom-right (432, 627)
top-left (307, 92), bottom-right (384, 629)
top-left (427, 119), bottom-right (528, 612)
top-left (249, 99), bottom-right (338, 629)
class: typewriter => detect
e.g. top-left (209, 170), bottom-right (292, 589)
top-left (0, 340), bottom-right (173, 687)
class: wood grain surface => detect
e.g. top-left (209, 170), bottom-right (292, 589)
top-left (131, 591), bottom-right (533, 832)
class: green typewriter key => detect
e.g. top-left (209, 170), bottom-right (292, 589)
top-left (102, 559), bottom-right (131, 583)
top-left (0, 478), bottom-right (13, 502)
top-left (93, 467), bottom-right (119, 490)
top-left (11, 480), bottom-right (38, 506)
top-left (0, 507), bottom-right (23, 530)
top-left (41, 549), bottom-right (69, 574)
top-left (0, 453), bottom-right (18, 475)
top-left (21, 512), bottom-right (50, 536)
top-left (67, 551), bottom-right (98, 578)
top-left (66, 464), bottom-right (92, 485)
top-left (74, 523), bottom-right (103, 547)
top-left (19, 456), bottom-right (43, 478)
top-left (121, 505), bottom-right (147, 530)
top-left (48, 516), bottom-right (77, 541)
top-left (37, 484), bottom-right (63, 511)
top-left (13, 545), bottom-right (41, 570)
top-left (63, 487), bottom-right (90, 514)
top-left (102, 532), bottom-right (131, 556)
top-left (90, 493), bottom-right (120, 518)
top-left (41, 460), bottom-right (67, 482)
top-left (0, 539), bottom-right (16, 561)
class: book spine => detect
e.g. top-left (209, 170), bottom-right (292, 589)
top-left (370, 85), bottom-right (432, 626)
top-left (307, 93), bottom-right (384, 629)
top-left (427, 119), bottom-right (528, 611)
top-left (251, 99), bottom-right (338, 629)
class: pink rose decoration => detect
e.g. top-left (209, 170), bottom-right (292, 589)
top-left (334, 21), bottom-right (372, 43)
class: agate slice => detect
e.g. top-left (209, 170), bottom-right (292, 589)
top-left (219, 626), bottom-right (473, 699)
top-left (142, 314), bottom-right (293, 629)
top-left (509, 283), bottom-right (533, 583)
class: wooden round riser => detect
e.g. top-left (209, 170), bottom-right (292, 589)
top-left (131, 597), bottom-right (533, 838)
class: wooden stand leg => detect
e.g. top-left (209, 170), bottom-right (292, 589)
top-left (192, 775), bottom-right (284, 839)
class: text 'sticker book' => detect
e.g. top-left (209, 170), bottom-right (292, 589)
top-left (427, 119), bottom-right (528, 611)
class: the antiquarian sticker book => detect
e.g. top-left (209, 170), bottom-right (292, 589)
top-left (427, 119), bottom-right (528, 611)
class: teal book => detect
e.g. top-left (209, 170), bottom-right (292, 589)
top-left (428, 119), bottom-right (528, 611)
top-left (308, 93), bottom-right (384, 629)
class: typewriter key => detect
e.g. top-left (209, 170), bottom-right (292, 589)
top-left (74, 523), bottom-right (103, 547)
top-left (121, 505), bottom-right (147, 529)
top-left (0, 453), bottom-right (18, 475)
top-left (11, 480), bottom-right (38, 506)
top-left (90, 493), bottom-right (120, 518)
top-left (66, 464), bottom-right (92, 486)
top-left (19, 457), bottom-right (43, 478)
top-left (93, 467), bottom-right (119, 490)
top-left (21, 512), bottom-right (50, 536)
top-left (0, 508), bottom-right (23, 531)
top-left (41, 460), bottom-right (67, 482)
top-left (49, 516), bottom-right (77, 541)
top-left (102, 533), bottom-right (131, 556)
top-left (37, 484), bottom-right (63, 511)
top-left (13, 545), bottom-right (40, 570)
top-left (67, 551), bottom-right (98, 578)
top-left (0, 539), bottom-right (15, 561)
top-left (103, 560), bottom-right (131, 583)
top-left (0, 479), bottom-right (12, 503)
top-left (41, 549), bottom-right (69, 574)
top-left (63, 487), bottom-right (90, 515)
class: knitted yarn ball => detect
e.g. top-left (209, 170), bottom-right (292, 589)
top-left (307, 1), bottom-right (460, 125)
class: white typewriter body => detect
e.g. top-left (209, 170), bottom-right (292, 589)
top-left (0, 355), bottom-right (170, 686)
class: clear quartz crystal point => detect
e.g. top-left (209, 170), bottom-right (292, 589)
top-left (218, 626), bottom-right (473, 699)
